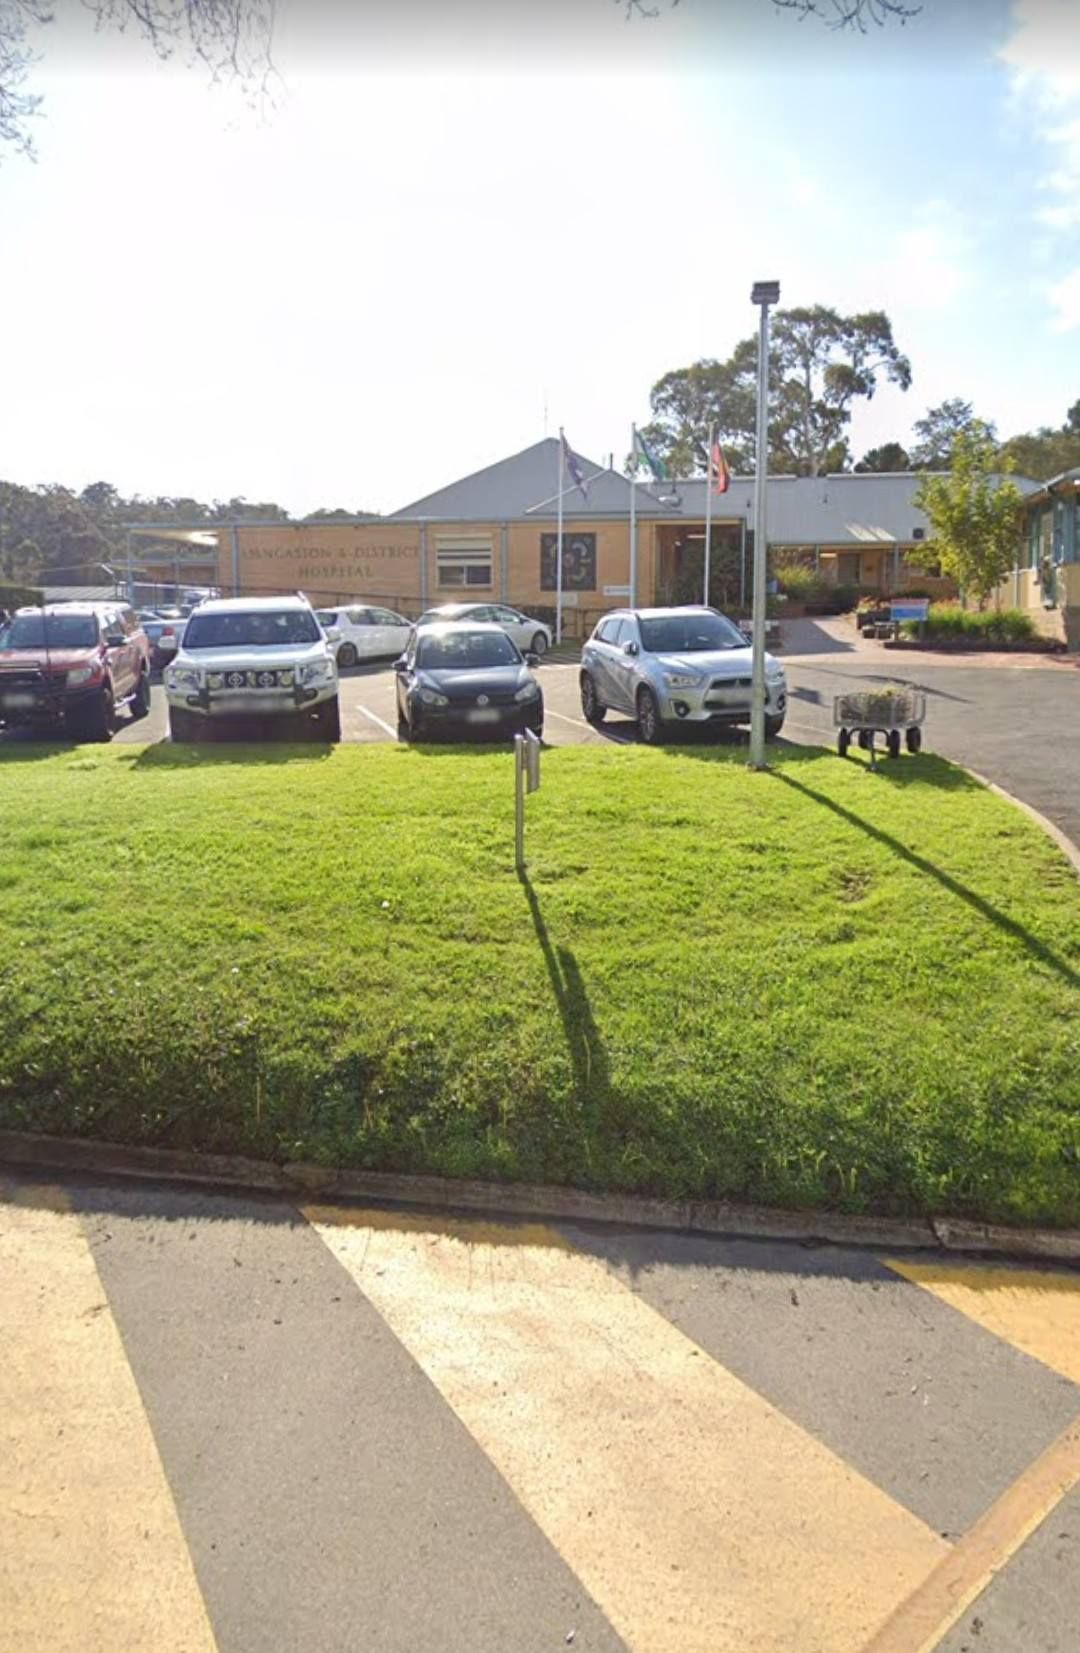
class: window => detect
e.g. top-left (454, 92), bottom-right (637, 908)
top-left (494, 606), bottom-right (521, 623)
top-left (370, 607), bottom-right (407, 625)
top-left (594, 616), bottom-right (622, 644)
top-left (436, 537), bottom-right (493, 589)
top-left (540, 532), bottom-right (596, 592)
top-left (346, 608), bottom-right (371, 625)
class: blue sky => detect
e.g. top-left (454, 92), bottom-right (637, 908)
top-left (0, 0), bottom-right (1077, 513)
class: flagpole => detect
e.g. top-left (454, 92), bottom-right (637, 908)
top-left (703, 420), bottom-right (714, 607)
top-left (556, 427), bottom-right (564, 645)
top-left (629, 422), bottom-right (637, 608)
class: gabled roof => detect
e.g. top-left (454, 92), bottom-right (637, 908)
top-left (388, 438), bottom-right (680, 521)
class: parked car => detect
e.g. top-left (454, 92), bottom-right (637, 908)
top-left (0, 603), bottom-right (152, 740)
top-left (165, 595), bottom-right (340, 743)
top-left (138, 607), bottom-right (188, 670)
top-left (414, 602), bottom-right (553, 657)
top-left (580, 605), bottom-right (787, 744)
top-left (394, 623), bottom-right (543, 741)
top-left (314, 603), bottom-right (412, 667)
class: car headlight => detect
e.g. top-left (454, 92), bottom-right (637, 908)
top-left (67, 665), bottom-right (100, 687)
top-left (300, 657), bottom-right (336, 686)
top-left (418, 687), bottom-right (449, 706)
top-left (167, 667), bottom-right (201, 691)
top-left (662, 671), bottom-right (704, 688)
top-left (514, 680), bottom-right (540, 702)
top-left (207, 672), bottom-right (224, 690)
top-left (766, 664), bottom-right (786, 683)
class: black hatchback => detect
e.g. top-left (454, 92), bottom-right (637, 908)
top-left (394, 624), bottom-right (543, 741)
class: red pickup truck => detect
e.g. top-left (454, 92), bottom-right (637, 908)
top-left (0, 603), bottom-right (152, 741)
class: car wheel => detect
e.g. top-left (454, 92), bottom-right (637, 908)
top-left (765, 713), bottom-right (785, 740)
top-left (580, 672), bottom-right (606, 725)
top-left (314, 695), bottom-right (342, 743)
top-left (396, 706), bottom-right (412, 742)
top-left (70, 687), bottom-right (114, 744)
top-left (337, 642), bottom-right (358, 669)
top-left (636, 686), bottom-right (665, 745)
top-left (530, 631), bottom-right (549, 657)
top-left (130, 669), bottom-right (151, 721)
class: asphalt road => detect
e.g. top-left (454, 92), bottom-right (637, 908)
top-left (103, 623), bottom-right (1080, 850)
top-left (4, 1167), bottom-right (1080, 1653)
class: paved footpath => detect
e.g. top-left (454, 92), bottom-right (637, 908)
top-left (4, 1168), bottom-right (1080, 1652)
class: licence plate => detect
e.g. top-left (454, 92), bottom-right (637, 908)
top-left (1, 692), bottom-right (37, 709)
top-left (466, 708), bottom-right (501, 724)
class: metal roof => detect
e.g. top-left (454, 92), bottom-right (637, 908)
top-left (388, 438), bottom-right (679, 522)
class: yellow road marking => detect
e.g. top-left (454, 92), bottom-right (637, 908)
top-left (885, 1260), bottom-right (1080, 1385)
top-left (307, 1205), bottom-right (946, 1653)
top-left (0, 1183), bottom-right (218, 1653)
top-left (861, 1412), bottom-right (1080, 1653)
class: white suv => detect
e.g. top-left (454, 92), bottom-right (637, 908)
top-left (164, 596), bottom-right (340, 742)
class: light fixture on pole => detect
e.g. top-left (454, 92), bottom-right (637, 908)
top-left (748, 279), bottom-right (780, 770)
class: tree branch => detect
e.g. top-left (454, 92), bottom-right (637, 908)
top-left (770, 0), bottom-right (921, 30)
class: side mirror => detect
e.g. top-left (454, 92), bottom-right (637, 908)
top-left (622, 640), bottom-right (639, 657)
top-left (325, 627), bottom-right (342, 643)
top-left (393, 656), bottom-right (409, 675)
top-left (525, 651), bottom-right (539, 668)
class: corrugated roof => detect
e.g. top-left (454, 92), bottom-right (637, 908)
top-left (388, 438), bottom-right (679, 521)
top-left (388, 444), bottom-right (1040, 545)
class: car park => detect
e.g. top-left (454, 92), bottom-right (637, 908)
top-left (164, 594), bottom-right (340, 742)
top-left (414, 602), bottom-right (553, 657)
top-left (314, 604), bottom-right (412, 667)
top-left (580, 605), bottom-right (787, 744)
top-left (395, 623), bottom-right (543, 741)
top-left (0, 603), bottom-right (152, 740)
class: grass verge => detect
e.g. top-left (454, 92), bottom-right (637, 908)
top-left (1, 739), bottom-right (1078, 1224)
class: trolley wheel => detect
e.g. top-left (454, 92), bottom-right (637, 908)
top-left (887, 729), bottom-right (902, 760)
top-left (837, 728), bottom-right (851, 757)
top-left (858, 729), bottom-right (872, 750)
top-left (906, 725), bottom-right (922, 754)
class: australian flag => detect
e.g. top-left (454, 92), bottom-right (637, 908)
top-left (562, 432), bottom-right (590, 501)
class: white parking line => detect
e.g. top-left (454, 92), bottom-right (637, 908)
top-left (545, 708), bottom-right (632, 745)
top-left (354, 703), bottom-right (397, 739)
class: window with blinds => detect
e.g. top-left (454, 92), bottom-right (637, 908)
top-left (436, 537), bottom-right (493, 588)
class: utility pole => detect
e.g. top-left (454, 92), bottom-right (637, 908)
top-left (748, 280), bottom-right (780, 770)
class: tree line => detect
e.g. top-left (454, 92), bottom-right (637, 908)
top-left (638, 305), bottom-right (1080, 484)
top-left (0, 481), bottom-right (376, 590)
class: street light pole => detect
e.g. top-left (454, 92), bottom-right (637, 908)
top-left (748, 279), bottom-right (780, 770)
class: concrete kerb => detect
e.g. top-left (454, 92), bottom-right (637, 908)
top-left (3, 1130), bottom-right (1079, 1265)
top-left (961, 766), bottom-right (1080, 877)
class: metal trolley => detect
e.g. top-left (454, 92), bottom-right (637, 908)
top-left (834, 687), bottom-right (926, 764)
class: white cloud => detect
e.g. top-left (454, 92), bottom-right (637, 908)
top-left (1048, 266), bottom-right (1080, 330)
top-left (999, 0), bottom-right (1080, 103)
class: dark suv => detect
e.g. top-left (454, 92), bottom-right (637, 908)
top-left (0, 604), bottom-right (152, 740)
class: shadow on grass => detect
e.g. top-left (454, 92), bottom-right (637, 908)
top-left (0, 736), bottom-right (81, 762)
top-left (126, 742), bottom-right (335, 770)
top-left (773, 768), bottom-right (1079, 988)
top-left (518, 870), bottom-right (610, 1111)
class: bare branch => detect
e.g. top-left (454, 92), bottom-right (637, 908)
top-left (0, 1), bottom-right (53, 158)
top-left (769, 0), bottom-right (922, 31)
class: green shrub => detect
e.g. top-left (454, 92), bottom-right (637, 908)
top-left (901, 605), bottom-right (1037, 645)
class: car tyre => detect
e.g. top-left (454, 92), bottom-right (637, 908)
top-left (396, 706), bottom-right (412, 742)
top-left (580, 672), bottom-right (606, 725)
top-left (636, 686), bottom-right (665, 745)
top-left (130, 669), bottom-right (151, 721)
top-left (765, 713), bottom-right (785, 740)
top-left (337, 642), bottom-right (358, 669)
top-left (530, 631), bottom-right (549, 657)
top-left (314, 695), bottom-right (342, 743)
top-left (70, 686), bottom-right (114, 744)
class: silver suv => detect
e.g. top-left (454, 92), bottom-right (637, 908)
top-left (580, 605), bottom-right (786, 744)
top-left (164, 595), bottom-right (340, 742)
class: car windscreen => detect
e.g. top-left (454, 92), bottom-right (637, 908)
top-left (417, 631), bottom-right (520, 670)
top-left (639, 612), bottom-right (747, 653)
top-left (0, 614), bottom-right (99, 649)
top-left (184, 610), bottom-right (321, 648)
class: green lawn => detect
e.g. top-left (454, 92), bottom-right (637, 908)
top-left (1, 739), bottom-right (1078, 1225)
